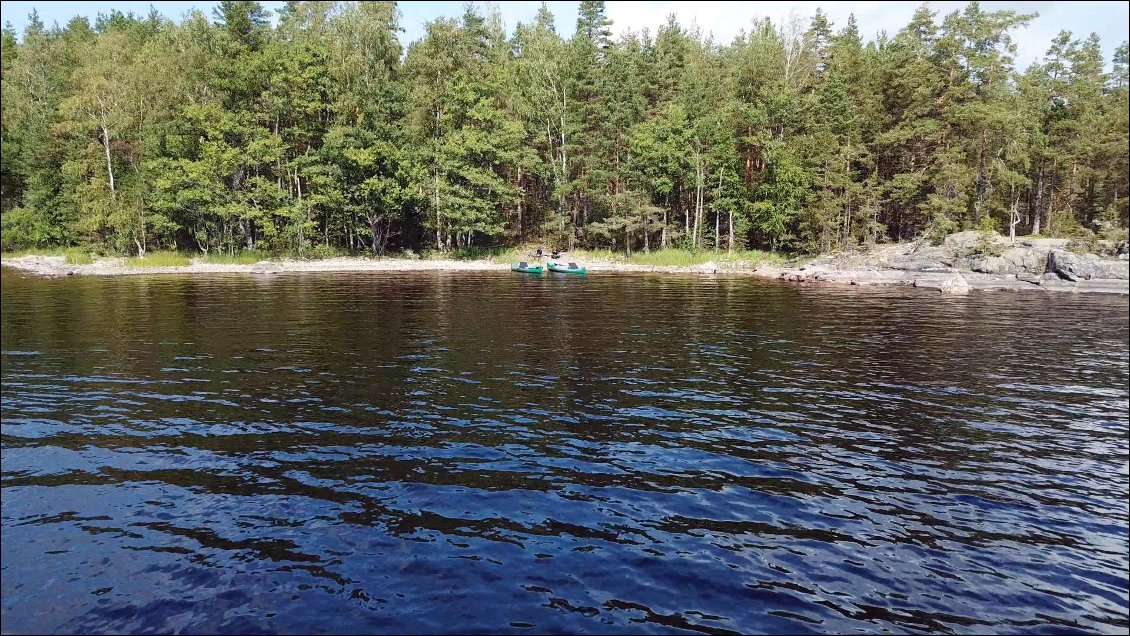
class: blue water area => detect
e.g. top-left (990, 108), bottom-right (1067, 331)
top-left (2, 269), bottom-right (1128, 634)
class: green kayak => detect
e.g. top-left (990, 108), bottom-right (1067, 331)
top-left (547, 260), bottom-right (587, 275)
top-left (511, 261), bottom-right (543, 274)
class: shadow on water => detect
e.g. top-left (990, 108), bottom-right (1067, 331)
top-left (2, 268), bottom-right (1128, 634)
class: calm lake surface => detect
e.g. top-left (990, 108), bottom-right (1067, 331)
top-left (2, 268), bottom-right (1128, 634)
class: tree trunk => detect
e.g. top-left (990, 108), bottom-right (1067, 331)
top-left (974, 130), bottom-right (987, 223)
top-left (728, 207), bottom-right (734, 254)
top-left (683, 186), bottom-right (690, 239)
top-left (643, 212), bottom-right (650, 253)
top-left (714, 169), bottom-right (723, 250)
top-left (100, 121), bottom-right (116, 202)
top-left (1032, 160), bottom-right (1045, 235)
top-left (434, 168), bottom-right (442, 251)
top-left (1009, 191), bottom-right (1021, 245)
top-left (693, 154), bottom-right (703, 249)
top-left (295, 167), bottom-right (305, 253)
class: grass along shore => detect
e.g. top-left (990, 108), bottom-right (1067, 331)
top-left (9, 234), bottom-right (1123, 295)
top-left (1, 247), bottom-right (789, 277)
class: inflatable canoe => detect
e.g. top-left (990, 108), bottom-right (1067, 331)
top-left (547, 260), bottom-right (587, 275)
top-left (511, 262), bottom-right (543, 274)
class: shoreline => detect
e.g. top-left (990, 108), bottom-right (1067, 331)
top-left (0, 254), bottom-right (763, 277)
top-left (3, 244), bottom-right (1128, 296)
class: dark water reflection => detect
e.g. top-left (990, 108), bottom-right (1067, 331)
top-left (2, 269), bottom-right (1127, 634)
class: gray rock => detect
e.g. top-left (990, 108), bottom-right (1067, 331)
top-left (1000, 246), bottom-right (1049, 273)
top-left (1077, 279), bottom-right (1130, 294)
top-left (1021, 237), bottom-right (1071, 251)
top-left (888, 257), bottom-right (955, 272)
top-left (964, 273), bottom-right (1043, 292)
top-left (944, 230), bottom-right (1009, 254)
top-left (1040, 272), bottom-right (1078, 292)
top-left (845, 270), bottom-right (917, 285)
top-left (911, 273), bottom-right (958, 290)
top-left (944, 231), bottom-right (984, 251)
top-left (1046, 250), bottom-right (1089, 281)
top-left (940, 274), bottom-right (971, 295)
top-left (1046, 250), bottom-right (1129, 281)
top-left (1016, 272), bottom-right (1042, 285)
top-left (887, 243), bottom-right (955, 272)
top-left (969, 255), bottom-right (1012, 275)
top-left (251, 260), bottom-right (282, 275)
top-left (1092, 260), bottom-right (1130, 280)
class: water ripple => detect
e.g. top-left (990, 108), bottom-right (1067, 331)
top-left (2, 270), bottom-right (1127, 634)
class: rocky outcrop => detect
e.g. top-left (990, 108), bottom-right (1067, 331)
top-left (968, 246), bottom-right (1051, 275)
top-left (770, 230), bottom-right (1129, 295)
top-left (944, 230), bottom-right (1008, 253)
top-left (1046, 250), bottom-right (1130, 281)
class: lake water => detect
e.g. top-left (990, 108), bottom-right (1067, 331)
top-left (2, 268), bottom-right (1128, 634)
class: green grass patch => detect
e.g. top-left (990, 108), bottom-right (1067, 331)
top-left (125, 251), bottom-right (191, 267)
top-left (2, 247), bottom-right (66, 259)
top-left (63, 248), bottom-right (94, 265)
top-left (2, 247), bottom-right (95, 264)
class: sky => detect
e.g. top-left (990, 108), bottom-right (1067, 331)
top-left (1, 1), bottom-right (1127, 70)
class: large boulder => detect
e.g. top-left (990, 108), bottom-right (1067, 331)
top-left (1001, 246), bottom-right (1049, 274)
top-left (971, 246), bottom-right (1053, 275)
top-left (940, 274), bottom-right (971, 295)
top-left (1046, 250), bottom-right (1130, 281)
top-left (1046, 250), bottom-right (1092, 281)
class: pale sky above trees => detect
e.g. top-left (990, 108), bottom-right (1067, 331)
top-left (1, 1), bottom-right (1127, 69)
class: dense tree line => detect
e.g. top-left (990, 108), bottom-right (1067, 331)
top-left (1, 1), bottom-right (1127, 256)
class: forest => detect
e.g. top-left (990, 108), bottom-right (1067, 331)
top-left (1, 0), bottom-right (1127, 258)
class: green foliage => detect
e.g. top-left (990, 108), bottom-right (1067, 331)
top-left (303, 244), bottom-right (353, 260)
top-left (975, 215), bottom-right (1000, 234)
top-left (923, 213), bottom-right (959, 246)
top-left (1, 207), bottom-right (58, 249)
top-left (0, 2), bottom-right (1125, 259)
top-left (973, 233), bottom-right (1006, 258)
top-left (573, 248), bottom-right (787, 268)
